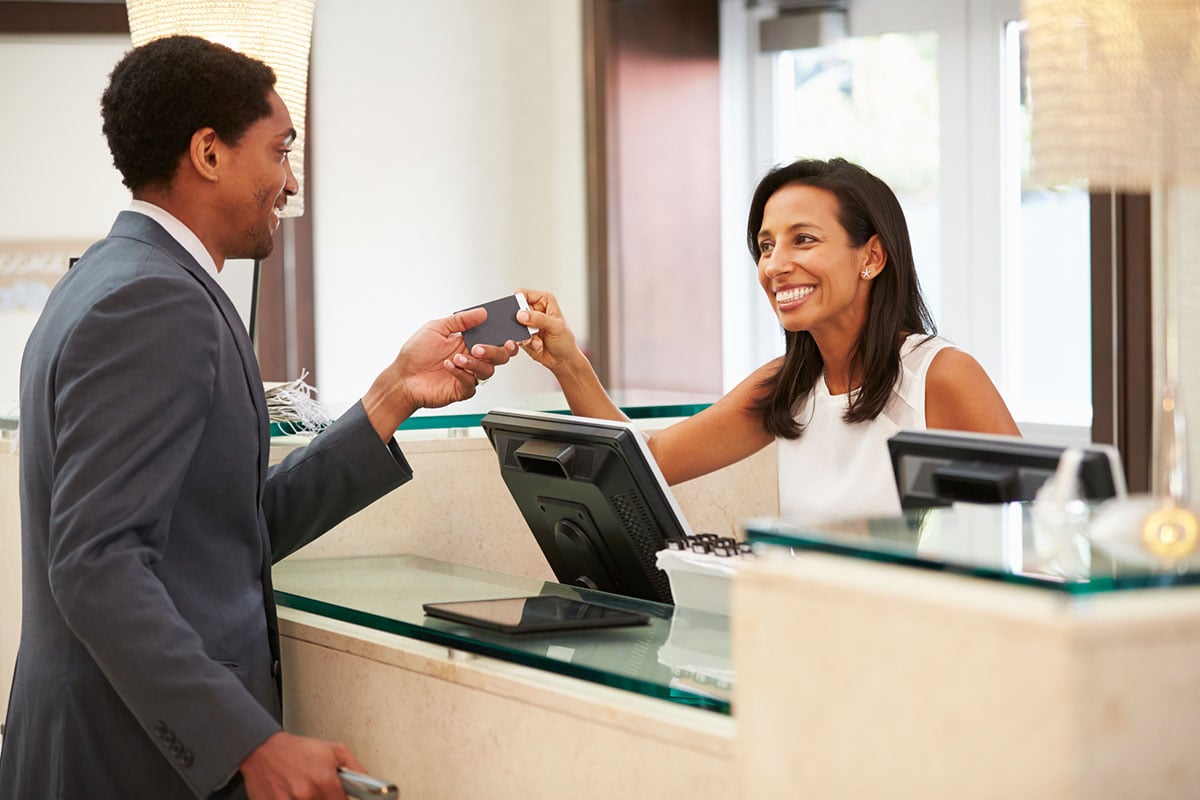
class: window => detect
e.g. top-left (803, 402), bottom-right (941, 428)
top-left (724, 0), bottom-right (1093, 444)
top-left (770, 31), bottom-right (942, 323)
top-left (1004, 19), bottom-right (1092, 429)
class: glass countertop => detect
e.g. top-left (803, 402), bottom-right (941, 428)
top-left (271, 389), bottom-right (717, 436)
top-left (273, 554), bottom-right (732, 713)
top-left (396, 388), bottom-right (716, 430)
top-left (745, 502), bottom-right (1200, 595)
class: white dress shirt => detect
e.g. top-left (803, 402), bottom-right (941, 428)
top-left (127, 199), bottom-right (221, 281)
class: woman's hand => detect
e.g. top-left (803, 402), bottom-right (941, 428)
top-left (515, 288), bottom-right (584, 374)
top-left (514, 288), bottom-right (624, 421)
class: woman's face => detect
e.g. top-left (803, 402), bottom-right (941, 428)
top-left (755, 183), bottom-right (879, 343)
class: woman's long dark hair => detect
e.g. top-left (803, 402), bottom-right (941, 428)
top-left (747, 158), bottom-right (936, 439)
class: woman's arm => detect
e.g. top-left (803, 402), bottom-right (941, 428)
top-left (643, 361), bottom-right (779, 485)
top-left (517, 288), bottom-right (627, 421)
top-left (518, 288), bottom-right (776, 484)
top-left (925, 348), bottom-right (1021, 435)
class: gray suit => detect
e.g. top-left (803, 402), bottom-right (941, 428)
top-left (0, 212), bottom-right (411, 798)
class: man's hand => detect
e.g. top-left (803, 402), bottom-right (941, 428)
top-left (397, 307), bottom-right (517, 409)
top-left (241, 731), bottom-right (362, 799)
top-left (362, 307), bottom-right (517, 441)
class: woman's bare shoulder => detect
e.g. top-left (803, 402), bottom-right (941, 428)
top-left (925, 348), bottom-right (1020, 434)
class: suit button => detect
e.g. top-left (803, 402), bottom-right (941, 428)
top-left (179, 750), bottom-right (194, 768)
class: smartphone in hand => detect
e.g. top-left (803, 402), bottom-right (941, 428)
top-left (456, 292), bottom-right (538, 349)
top-left (339, 768), bottom-right (398, 799)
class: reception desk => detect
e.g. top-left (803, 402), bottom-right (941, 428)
top-left (8, 426), bottom-right (1200, 797)
top-left (263, 418), bottom-right (761, 798)
top-left (734, 505), bottom-right (1200, 799)
top-left (0, 420), bottom-right (775, 795)
top-left (273, 501), bottom-right (1200, 799)
top-left (273, 555), bottom-right (734, 798)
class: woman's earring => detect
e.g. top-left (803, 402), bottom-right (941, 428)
top-left (860, 269), bottom-right (872, 279)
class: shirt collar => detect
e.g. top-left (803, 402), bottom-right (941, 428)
top-left (126, 199), bottom-right (220, 281)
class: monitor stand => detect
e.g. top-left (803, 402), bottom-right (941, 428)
top-left (534, 497), bottom-right (618, 592)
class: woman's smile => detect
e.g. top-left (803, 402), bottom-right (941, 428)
top-left (775, 285), bottom-right (815, 310)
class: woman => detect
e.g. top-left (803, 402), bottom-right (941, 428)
top-left (516, 157), bottom-right (1018, 522)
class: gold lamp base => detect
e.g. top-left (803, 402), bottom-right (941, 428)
top-left (1140, 502), bottom-right (1200, 560)
top-left (1088, 495), bottom-right (1200, 567)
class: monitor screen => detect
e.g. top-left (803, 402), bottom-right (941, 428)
top-left (480, 409), bottom-right (693, 604)
top-left (888, 429), bottom-right (1127, 509)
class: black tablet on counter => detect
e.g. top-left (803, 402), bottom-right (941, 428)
top-left (423, 595), bottom-right (650, 635)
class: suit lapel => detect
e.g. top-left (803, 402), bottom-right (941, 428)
top-left (108, 213), bottom-right (271, 475)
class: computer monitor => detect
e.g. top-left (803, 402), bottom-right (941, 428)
top-left (888, 429), bottom-right (1127, 510)
top-left (480, 408), bottom-right (694, 604)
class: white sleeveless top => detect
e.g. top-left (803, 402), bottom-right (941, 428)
top-left (776, 334), bottom-right (956, 524)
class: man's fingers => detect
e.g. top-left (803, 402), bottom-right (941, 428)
top-left (446, 306), bottom-right (487, 333)
top-left (332, 742), bottom-right (366, 773)
top-left (443, 358), bottom-right (478, 384)
top-left (469, 342), bottom-right (517, 364)
top-left (452, 352), bottom-right (496, 383)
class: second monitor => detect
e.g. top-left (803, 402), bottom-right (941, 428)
top-left (888, 429), bottom-right (1127, 509)
top-left (480, 409), bottom-right (693, 604)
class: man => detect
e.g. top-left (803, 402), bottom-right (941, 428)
top-left (0, 35), bottom-right (514, 799)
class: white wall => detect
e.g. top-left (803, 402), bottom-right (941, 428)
top-left (0, 34), bottom-right (259, 399)
top-left (309, 1), bottom-right (588, 412)
top-left (0, 36), bottom-right (131, 240)
top-left (0, 34), bottom-right (132, 402)
top-left (0, 5), bottom-right (589, 415)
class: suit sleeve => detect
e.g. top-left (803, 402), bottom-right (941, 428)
top-left (45, 274), bottom-right (280, 797)
top-left (262, 401), bottom-right (413, 563)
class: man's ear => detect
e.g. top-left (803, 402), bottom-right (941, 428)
top-left (188, 128), bottom-right (221, 183)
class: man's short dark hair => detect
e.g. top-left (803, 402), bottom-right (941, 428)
top-left (101, 35), bottom-right (277, 191)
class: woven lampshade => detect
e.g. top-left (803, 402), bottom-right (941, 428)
top-left (1025, 0), bottom-right (1200, 190)
top-left (125, 0), bottom-right (315, 217)
top-left (1027, 0), bottom-right (1200, 540)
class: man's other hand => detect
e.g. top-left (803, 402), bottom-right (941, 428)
top-left (241, 731), bottom-right (362, 799)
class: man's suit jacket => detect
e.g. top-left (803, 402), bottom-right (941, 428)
top-left (0, 212), bottom-right (412, 798)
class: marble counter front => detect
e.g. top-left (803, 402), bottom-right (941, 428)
top-left (733, 514), bottom-right (1200, 799)
top-left (272, 427), bottom-right (778, 581)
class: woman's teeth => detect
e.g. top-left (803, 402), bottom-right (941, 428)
top-left (776, 286), bottom-right (814, 304)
